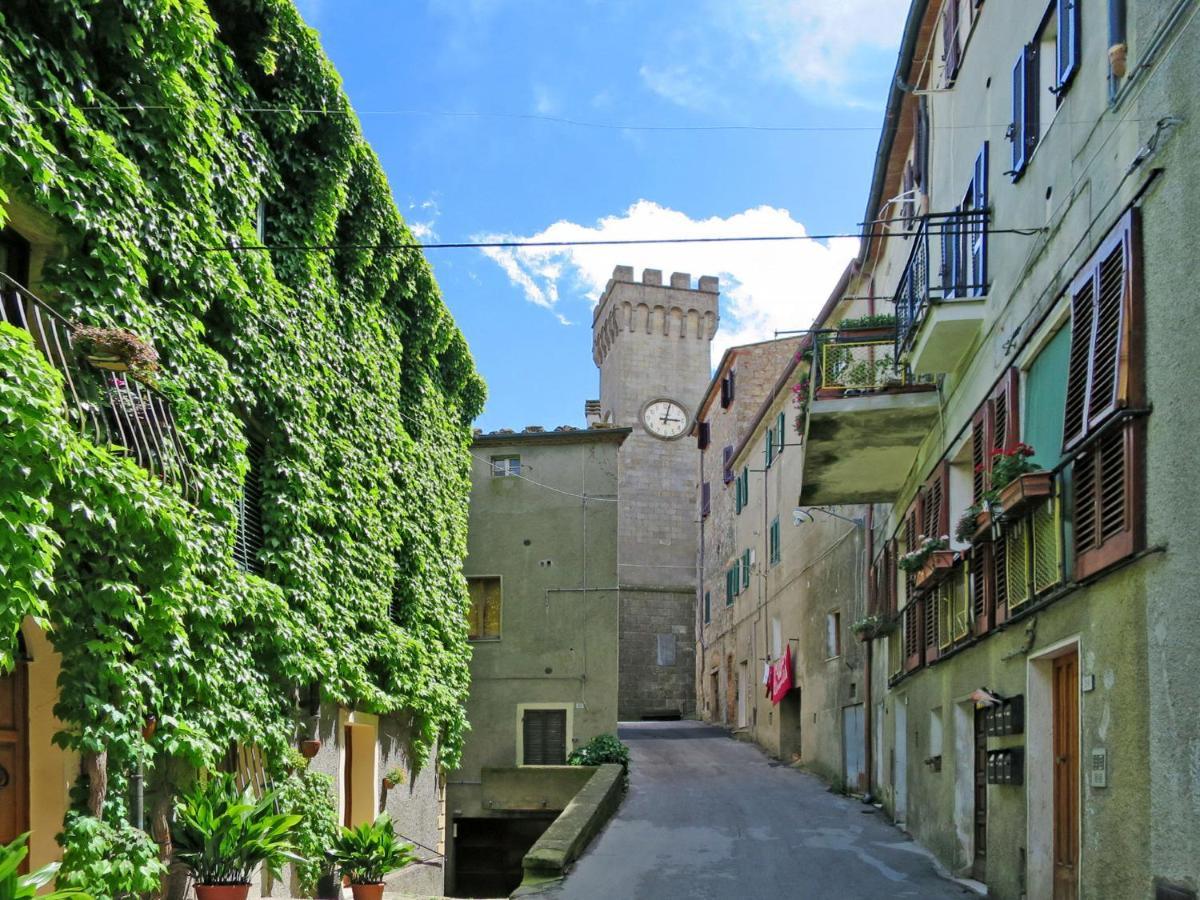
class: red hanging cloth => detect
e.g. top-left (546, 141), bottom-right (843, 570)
top-left (770, 644), bottom-right (793, 704)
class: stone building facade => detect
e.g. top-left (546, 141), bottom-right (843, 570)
top-left (591, 266), bottom-right (717, 719)
top-left (693, 338), bottom-right (804, 730)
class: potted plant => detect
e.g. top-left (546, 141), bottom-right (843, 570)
top-left (331, 814), bottom-right (417, 900)
top-left (71, 323), bottom-right (159, 380)
top-left (833, 312), bottom-right (897, 342)
top-left (382, 766), bottom-right (406, 790)
top-left (172, 773), bottom-right (302, 900)
top-left (850, 614), bottom-right (896, 642)
top-left (899, 535), bottom-right (951, 590)
top-left (990, 443), bottom-right (1052, 518)
top-left (0, 833), bottom-right (89, 899)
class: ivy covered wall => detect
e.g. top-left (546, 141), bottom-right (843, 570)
top-left (0, 0), bottom-right (484, 843)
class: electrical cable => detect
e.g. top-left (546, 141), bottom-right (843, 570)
top-left (199, 226), bottom-right (1044, 254)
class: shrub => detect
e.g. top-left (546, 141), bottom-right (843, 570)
top-left (57, 816), bottom-right (165, 899)
top-left (567, 734), bottom-right (630, 771)
top-left (273, 767), bottom-right (339, 894)
top-left (330, 814), bottom-right (415, 885)
top-left (0, 833), bottom-right (89, 899)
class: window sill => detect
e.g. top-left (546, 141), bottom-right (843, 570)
top-left (468, 636), bottom-right (501, 643)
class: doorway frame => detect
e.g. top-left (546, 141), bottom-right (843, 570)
top-left (1026, 636), bottom-right (1082, 900)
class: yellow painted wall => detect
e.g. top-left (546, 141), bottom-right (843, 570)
top-left (23, 620), bottom-right (76, 869)
top-left (340, 710), bottom-right (378, 827)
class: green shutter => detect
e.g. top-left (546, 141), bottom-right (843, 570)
top-left (777, 412), bottom-right (786, 453)
top-left (1025, 323), bottom-right (1071, 468)
top-left (742, 549), bottom-right (751, 589)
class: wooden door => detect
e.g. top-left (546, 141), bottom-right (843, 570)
top-left (0, 663), bottom-right (29, 865)
top-left (1053, 651), bottom-right (1080, 899)
top-left (973, 707), bottom-right (988, 881)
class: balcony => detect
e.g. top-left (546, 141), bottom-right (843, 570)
top-left (798, 331), bottom-right (939, 505)
top-left (0, 274), bottom-right (196, 496)
top-left (894, 210), bottom-right (989, 376)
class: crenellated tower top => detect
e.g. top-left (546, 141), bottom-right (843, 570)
top-left (592, 266), bottom-right (719, 367)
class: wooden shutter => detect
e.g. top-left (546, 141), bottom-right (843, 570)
top-left (701, 481), bottom-right (711, 519)
top-left (914, 96), bottom-right (930, 191)
top-left (1056, 0), bottom-right (1081, 91)
top-left (922, 463), bottom-right (950, 540)
top-left (697, 421), bottom-right (711, 450)
top-left (943, 0), bottom-right (961, 82)
top-left (886, 540), bottom-right (899, 617)
top-left (720, 376), bottom-right (731, 409)
top-left (1074, 420), bottom-right (1143, 579)
top-left (924, 585), bottom-right (941, 663)
top-left (523, 709), bottom-right (566, 765)
top-left (1010, 45), bottom-right (1038, 178)
top-left (903, 162), bottom-right (915, 228)
top-left (1031, 496), bottom-right (1063, 592)
top-left (970, 143), bottom-right (989, 296)
top-left (723, 445), bottom-right (734, 484)
top-left (992, 525), bottom-right (1010, 627)
top-left (991, 367), bottom-right (1021, 457)
top-left (1063, 210), bottom-right (1141, 451)
top-left (971, 405), bottom-right (992, 503)
top-left (971, 543), bottom-right (994, 635)
top-left (1005, 522), bottom-right (1031, 611)
top-left (904, 600), bottom-right (923, 672)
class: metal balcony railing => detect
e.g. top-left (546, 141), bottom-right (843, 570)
top-left (0, 273), bottom-right (196, 496)
top-left (818, 337), bottom-right (906, 392)
top-left (894, 209), bottom-right (989, 359)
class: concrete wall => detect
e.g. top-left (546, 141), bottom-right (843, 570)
top-left (594, 267), bottom-right (717, 719)
top-left (450, 429), bottom-right (622, 815)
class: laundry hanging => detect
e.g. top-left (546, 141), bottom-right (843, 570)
top-left (769, 644), bottom-right (793, 704)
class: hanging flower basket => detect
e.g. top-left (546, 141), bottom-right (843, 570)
top-left (971, 507), bottom-right (995, 543)
top-left (998, 471), bottom-right (1053, 519)
top-left (914, 549), bottom-right (955, 591)
top-left (299, 739), bottom-right (322, 759)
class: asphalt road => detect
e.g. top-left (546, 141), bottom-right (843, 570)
top-left (540, 721), bottom-right (972, 900)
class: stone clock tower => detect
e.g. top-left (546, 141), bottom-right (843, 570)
top-left (591, 265), bottom-right (718, 719)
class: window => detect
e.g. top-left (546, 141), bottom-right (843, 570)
top-left (0, 227), bottom-right (31, 287)
top-left (700, 481), bottom-right (711, 519)
top-left (735, 470), bottom-right (743, 514)
top-left (775, 412), bottom-right (787, 456)
top-left (720, 369), bottom-right (736, 408)
top-left (971, 368), bottom-right (1020, 502)
top-left (704, 591), bottom-right (711, 624)
top-left (741, 549), bottom-right (752, 590)
top-left (942, 0), bottom-right (962, 84)
top-left (771, 616), bottom-right (782, 660)
top-left (826, 611), bottom-right (841, 659)
top-left (1012, 1), bottom-right (1080, 180)
top-left (467, 576), bottom-right (502, 640)
top-left (1023, 325), bottom-right (1071, 469)
top-left (741, 465), bottom-right (749, 509)
top-left (490, 455), bottom-right (521, 477)
top-left (726, 561), bottom-right (740, 604)
top-left (521, 708), bottom-right (567, 765)
top-left (234, 432), bottom-right (266, 575)
top-left (697, 420), bottom-right (711, 450)
top-left (929, 708), bottom-right (944, 758)
top-left (765, 426), bottom-right (776, 468)
top-left (769, 517), bottom-right (781, 566)
top-left (722, 445), bottom-right (734, 484)
top-left (943, 143), bottom-right (989, 298)
top-left (1108, 0), bottom-right (1128, 95)
top-left (1062, 211), bottom-right (1143, 578)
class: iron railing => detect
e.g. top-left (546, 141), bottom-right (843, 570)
top-left (818, 336), bottom-right (906, 392)
top-left (0, 273), bottom-right (196, 496)
top-left (893, 209), bottom-right (989, 359)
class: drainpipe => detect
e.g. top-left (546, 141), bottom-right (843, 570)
top-left (863, 507), bottom-right (875, 797)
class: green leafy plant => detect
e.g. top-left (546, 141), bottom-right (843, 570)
top-left (835, 313), bottom-right (897, 331)
top-left (172, 774), bottom-right (302, 886)
top-left (0, 833), bottom-right (89, 899)
top-left (850, 614), bottom-right (895, 638)
top-left (567, 733), bottom-right (631, 771)
top-left (898, 535), bottom-right (949, 573)
top-left (989, 442), bottom-right (1039, 491)
top-left (954, 504), bottom-right (983, 544)
top-left (56, 816), bottom-right (166, 899)
top-left (382, 765), bottom-right (406, 788)
top-left (330, 814), bottom-right (416, 885)
top-left (273, 767), bottom-right (340, 895)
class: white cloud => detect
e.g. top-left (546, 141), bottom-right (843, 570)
top-left (642, 0), bottom-right (909, 109)
top-left (532, 84), bottom-right (559, 116)
top-left (406, 198), bottom-right (441, 242)
top-left (478, 200), bottom-right (857, 359)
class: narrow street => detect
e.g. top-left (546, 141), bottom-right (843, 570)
top-left (541, 721), bottom-right (971, 900)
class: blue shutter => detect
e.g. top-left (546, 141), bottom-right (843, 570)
top-left (971, 143), bottom-right (989, 296)
top-left (941, 211), bottom-right (960, 298)
top-left (1057, 0), bottom-right (1080, 91)
top-left (1011, 50), bottom-right (1026, 176)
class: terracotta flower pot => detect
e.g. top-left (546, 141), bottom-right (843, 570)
top-left (914, 550), bottom-right (955, 590)
top-left (350, 883), bottom-right (386, 900)
top-left (971, 508), bottom-right (994, 543)
top-left (195, 885), bottom-right (251, 900)
top-left (299, 738), bottom-right (322, 759)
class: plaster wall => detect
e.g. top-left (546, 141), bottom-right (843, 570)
top-left (852, 1), bottom-right (1197, 896)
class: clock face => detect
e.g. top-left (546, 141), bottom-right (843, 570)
top-left (642, 399), bottom-right (689, 439)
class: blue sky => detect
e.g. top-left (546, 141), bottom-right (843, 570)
top-left (297, 0), bottom-right (909, 430)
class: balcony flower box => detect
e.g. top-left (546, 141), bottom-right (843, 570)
top-left (972, 507), bottom-right (995, 543)
top-left (914, 549), bottom-right (955, 591)
top-left (998, 471), bottom-right (1053, 520)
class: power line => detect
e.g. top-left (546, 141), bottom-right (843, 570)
top-left (76, 103), bottom-right (1171, 136)
top-left (201, 226), bottom-right (1044, 254)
